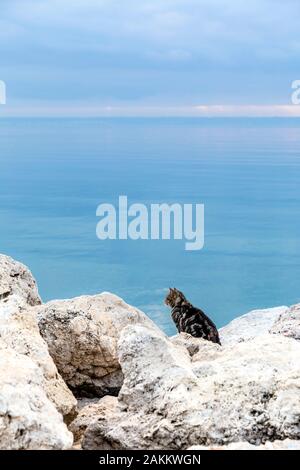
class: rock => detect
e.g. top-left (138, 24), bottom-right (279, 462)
top-left (220, 306), bottom-right (288, 346)
top-left (170, 332), bottom-right (206, 357)
top-left (70, 396), bottom-right (117, 443)
top-left (0, 254), bottom-right (41, 306)
top-left (82, 326), bottom-right (300, 450)
top-left (171, 333), bottom-right (222, 360)
top-left (0, 341), bottom-right (73, 450)
top-left (0, 300), bottom-right (77, 422)
top-left (191, 339), bottom-right (222, 364)
top-left (77, 397), bottom-right (101, 409)
top-left (270, 303), bottom-right (300, 341)
top-left (2, 255), bottom-right (300, 450)
top-left (36, 293), bottom-right (163, 397)
top-left (189, 439), bottom-right (300, 450)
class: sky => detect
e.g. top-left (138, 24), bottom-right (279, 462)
top-left (1, 0), bottom-right (300, 116)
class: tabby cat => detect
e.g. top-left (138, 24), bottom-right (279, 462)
top-left (165, 288), bottom-right (221, 345)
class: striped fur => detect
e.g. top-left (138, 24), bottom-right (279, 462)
top-left (165, 288), bottom-right (221, 345)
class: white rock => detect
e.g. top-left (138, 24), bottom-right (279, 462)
top-left (170, 332), bottom-right (222, 360)
top-left (189, 439), bottom-right (300, 450)
top-left (69, 395), bottom-right (118, 443)
top-left (36, 293), bottom-right (163, 396)
top-left (0, 341), bottom-right (73, 450)
top-left (270, 303), bottom-right (300, 341)
top-left (170, 332), bottom-right (207, 357)
top-left (0, 254), bottom-right (41, 306)
top-left (220, 306), bottom-right (288, 345)
top-left (0, 304), bottom-right (77, 421)
top-left (83, 326), bottom-right (300, 450)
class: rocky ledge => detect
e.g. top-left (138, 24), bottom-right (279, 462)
top-left (0, 254), bottom-right (299, 450)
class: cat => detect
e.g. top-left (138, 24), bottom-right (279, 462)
top-left (165, 288), bottom-right (221, 345)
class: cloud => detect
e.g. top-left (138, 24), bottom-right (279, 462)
top-left (0, 0), bottom-right (300, 114)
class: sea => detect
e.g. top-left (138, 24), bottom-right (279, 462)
top-left (1, 117), bottom-right (300, 335)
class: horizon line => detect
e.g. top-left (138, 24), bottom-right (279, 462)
top-left (1, 104), bottom-right (300, 118)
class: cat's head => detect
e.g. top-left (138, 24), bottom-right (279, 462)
top-left (164, 288), bottom-right (186, 308)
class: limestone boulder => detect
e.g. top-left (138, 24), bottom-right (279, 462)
top-left (36, 293), bottom-right (163, 396)
top-left (270, 303), bottom-right (300, 341)
top-left (220, 306), bottom-right (288, 345)
top-left (170, 332), bottom-right (222, 360)
top-left (170, 332), bottom-right (207, 357)
top-left (69, 396), bottom-right (118, 444)
top-left (83, 326), bottom-right (300, 450)
top-left (189, 439), bottom-right (300, 450)
top-left (0, 254), bottom-right (41, 306)
top-left (0, 303), bottom-right (77, 422)
top-left (0, 341), bottom-right (73, 450)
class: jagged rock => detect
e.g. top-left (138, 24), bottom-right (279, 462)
top-left (77, 397), bottom-right (103, 409)
top-left (0, 341), bottom-right (73, 450)
top-left (270, 303), bottom-right (300, 341)
top-left (36, 293), bottom-right (163, 397)
top-left (220, 306), bottom-right (288, 345)
top-left (0, 254), bottom-right (41, 306)
top-left (70, 396), bottom-right (117, 443)
top-left (191, 339), bottom-right (222, 365)
top-left (2, 254), bottom-right (300, 451)
top-left (189, 439), bottom-right (300, 450)
top-left (170, 333), bottom-right (222, 360)
top-left (170, 332), bottom-right (206, 357)
top-left (82, 326), bottom-right (300, 450)
top-left (0, 300), bottom-right (77, 422)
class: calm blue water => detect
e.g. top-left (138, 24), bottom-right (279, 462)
top-left (1, 118), bottom-right (300, 335)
